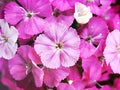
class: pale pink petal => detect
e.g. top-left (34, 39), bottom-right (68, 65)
top-left (62, 28), bottom-right (80, 48)
top-left (103, 49), bottom-right (117, 65)
top-left (107, 30), bottom-right (120, 45)
top-left (41, 50), bottom-right (60, 69)
top-left (0, 19), bottom-right (9, 33)
top-left (34, 34), bottom-right (55, 55)
top-left (104, 30), bottom-right (120, 65)
top-left (7, 26), bottom-right (18, 43)
top-left (44, 23), bottom-right (67, 42)
top-left (0, 44), bottom-right (5, 58)
top-left (60, 50), bottom-right (77, 67)
top-left (2, 43), bottom-right (17, 59)
top-left (63, 47), bottom-right (80, 61)
top-left (110, 57), bottom-right (120, 74)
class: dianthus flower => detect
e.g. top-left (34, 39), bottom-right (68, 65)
top-left (5, 0), bottom-right (52, 39)
top-left (0, 19), bottom-right (18, 59)
top-left (104, 30), bottom-right (120, 74)
top-left (34, 23), bottom-right (80, 69)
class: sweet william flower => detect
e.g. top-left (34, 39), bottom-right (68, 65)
top-left (5, 0), bottom-right (52, 39)
top-left (104, 30), bottom-right (120, 74)
top-left (29, 48), bottom-right (70, 88)
top-left (9, 45), bottom-right (69, 88)
top-left (0, 19), bottom-right (18, 59)
top-left (8, 45), bottom-right (44, 87)
top-left (74, 2), bottom-right (92, 24)
top-left (79, 17), bottom-right (109, 58)
top-left (34, 23), bottom-right (80, 69)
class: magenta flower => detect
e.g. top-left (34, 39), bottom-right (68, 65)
top-left (82, 56), bottom-right (102, 81)
top-left (5, 0), bottom-right (52, 39)
top-left (29, 47), bottom-right (70, 88)
top-left (34, 23), bottom-right (80, 69)
top-left (0, 19), bottom-right (18, 59)
top-left (79, 17), bottom-right (108, 58)
top-left (9, 45), bottom-right (44, 87)
top-left (104, 30), bottom-right (120, 74)
top-left (9, 45), bottom-right (69, 88)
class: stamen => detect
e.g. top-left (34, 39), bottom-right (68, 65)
top-left (52, 9), bottom-right (61, 17)
top-left (55, 43), bottom-right (63, 49)
top-left (25, 11), bottom-right (34, 18)
top-left (2, 35), bottom-right (8, 42)
top-left (25, 62), bottom-right (32, 75)
top-left (116, 45), bottom-right (120, 54)
top-left (92, 33), bottom-right (102, 40)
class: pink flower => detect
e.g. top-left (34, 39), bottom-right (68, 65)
top-left (0, 19), bottom-right (18, 59)
top-left (29, 47), bottom-right (70, 88)
top-left (9, 45), bottom-right (69, 88)
top-left (8, 45), bottom-right (44, 87)
top-left (5, 0), bottom-right (52, 39)
top-left (103, 30), bottom-right (120, 74)
top-left (79, 17), bottom-right (108, 58)
top-left (34, 23), bottom-right (80, 69)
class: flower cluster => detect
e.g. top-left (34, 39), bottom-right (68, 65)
top-left (0, 0), bottom-right (120, 90)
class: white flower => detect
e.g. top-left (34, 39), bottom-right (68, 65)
top-left (0, 19), bottom-right (18, 59)
top-left (74, 2), bottom-right (92, 24)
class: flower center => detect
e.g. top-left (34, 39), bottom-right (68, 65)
top-left (2, 35), bottom-right (8, 42)
top-left (85, 36), bottom-right (92, 42)
top-left (26, 11), bottom-right (34, 18)
top-left (52, 9), bottom-right (61, 17)
top-left (116, 45), bottom-right (120, 54)
top-left (55, 43), bottom-right (63, 49)
top-left (25, 62), bottom-right (32, 75)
